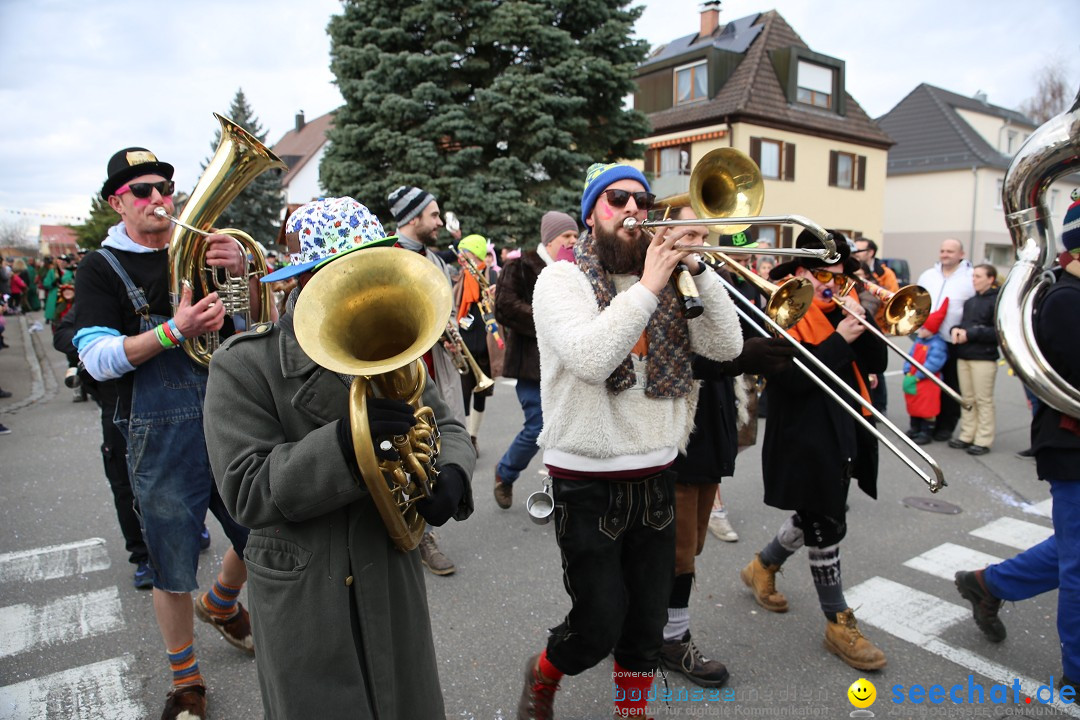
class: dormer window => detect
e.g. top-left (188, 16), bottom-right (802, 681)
top-left (797, 60), bottom-right (834, 109)
top-left (675, 61), bottom-right (708, 105)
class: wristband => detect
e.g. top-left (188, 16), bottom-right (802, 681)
top-left (167, 318), bottom-right (186, 343)
top-left (155, 323), bottom-right (176, 349)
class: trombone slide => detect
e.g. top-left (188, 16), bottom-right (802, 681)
top-left (717, 273), bottom-right (946, 493)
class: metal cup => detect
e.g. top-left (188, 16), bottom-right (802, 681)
top-left (526, 477), bottom-right (554, 525)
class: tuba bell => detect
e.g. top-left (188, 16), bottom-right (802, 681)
top-left (165, 112), bottom-right (285, 367)
top-left (998, 88), bottom-right (1080, 418)
top-left (293, 247), bottom-right (454, 551)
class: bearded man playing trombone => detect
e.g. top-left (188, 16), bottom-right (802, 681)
top-left (515, 163), bottom-right (743, 720)
top-left (740, 230), bottom-right (889, 671)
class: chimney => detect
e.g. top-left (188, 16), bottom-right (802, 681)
top-left (973, 90), bottom-right (988, 105)
top-left (295, 110), bottom-right (306, 132)
top-left (700, 0), bottom-right (721, 38)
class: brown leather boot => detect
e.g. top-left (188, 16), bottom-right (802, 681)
top-left (517, 653), bottom-right (558, 720)
top-left (740, 553), bottom-right (788, 612)
top-left (824, 608), bottom-right (886, 671)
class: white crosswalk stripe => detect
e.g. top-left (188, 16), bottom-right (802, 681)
top-left (0, 587), bottom-right (125, 659)
top-left (902, 542), bottom-right (1004, 580)
top-left (0, 540), bottom-right (143, 718)
top-left (0, 538), bottom-right (109, 584)
top-left (0, 655), bottom-right (144, 720)
top-left (969, 516), bottom-right (1054, 550)
top-left (844, 508), bottom-right (1075, 717)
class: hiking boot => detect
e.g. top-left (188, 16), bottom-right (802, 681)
top-left (824, 609), bottom-right (886, 671)
top-left (708, 511), bottom-right (738, 542)
top-left (133, 561), bottom-right (155, 590)
top-left (517, 653), bottom-right (558, 720)
top-left (195, 593), bottom-right (255, 654)
top-left (659, 631), bottom-right (729, 687)
top-left (740, 554), bottom-right (788, 612)
top-left (419, 532), bottom-right (455, 576)
top-left (954, 570), bottom-right (1006, 642)
top-left (494, 471), bottom-right (513, 510)
top-left (160, 683), bottom-right (206, 720)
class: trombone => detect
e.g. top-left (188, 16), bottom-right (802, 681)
top-left (826, 278), bottom-right (971, 410)
top-left (708, 265), bottom-right (946, 492)
top-left (623, 148), bottom-right (843, 265)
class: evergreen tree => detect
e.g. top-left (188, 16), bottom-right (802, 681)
top-left (321, 0), bottom-right (650, 247)
top-left (203, 88), bottom-right (284, 247)
top-left (70, 195), bottom-right (119, 249)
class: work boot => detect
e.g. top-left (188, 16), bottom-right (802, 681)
top-left (740, 554), bottom-right (788, 612)
top-left (419, 532), bottom-right (455, 575)
top-left (954, 570), bottom-right (1006, 642)
top-left (659, 631), bottom-right (729, 687)
top-left (517, 653), bottom-right (558, 720)
top-left (824, 609), bottom-right (886, 671)
top-left (494, 470), bottom-right (513, 510)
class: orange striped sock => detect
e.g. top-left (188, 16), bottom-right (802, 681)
top-left (167, 642), bottom-right (203, 687)
top-left (203, 579), bottom-right (241, 620)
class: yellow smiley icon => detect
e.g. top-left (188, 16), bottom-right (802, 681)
top-left (848, 678), bottom-right (877, 708)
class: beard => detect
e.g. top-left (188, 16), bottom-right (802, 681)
top-left (593, 223), bottom-right (647, 275)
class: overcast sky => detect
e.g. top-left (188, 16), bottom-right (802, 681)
top-left (0, 0), bottom-right (1077, 232)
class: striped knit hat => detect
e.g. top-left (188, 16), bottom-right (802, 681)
top-left (387, 185), bottom-right (436, 226)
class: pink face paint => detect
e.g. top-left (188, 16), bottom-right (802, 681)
top-left (599, 202), bottom-right (614, 221)
top-left (133, 197), bottom-right (153, 208)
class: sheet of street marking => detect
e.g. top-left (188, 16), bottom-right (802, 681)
top-left (0, 539), bottom-right (146, 719)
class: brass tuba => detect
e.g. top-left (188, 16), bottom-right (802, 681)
top-left (998, 88), bottom-right (1080, 417)
top-left (293, 247), bottom-right (454, 551)
top-left (164, 113), bottom-right (284, 367)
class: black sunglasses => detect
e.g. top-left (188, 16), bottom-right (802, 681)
top-left (116, 180), bottom-right (175, 199)
top-left (601, 188), bottom-right (656, 211)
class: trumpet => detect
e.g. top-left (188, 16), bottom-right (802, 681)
top-left (443, 322), bottom-right (495, 392)
top-left (719, 272), bottom-right (946, 492)
top-left (827, 279), bottom-right (970, 410)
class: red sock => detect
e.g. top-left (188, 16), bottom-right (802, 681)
top-left (537, 649), bottom-right (564, 684)
top-left (613, 661), bottom-right (653, 717)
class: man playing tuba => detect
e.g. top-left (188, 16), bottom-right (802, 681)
top-left (73, 147), bottom-right (256, 720)
top-left (204, 197), bottom-right (475, 719)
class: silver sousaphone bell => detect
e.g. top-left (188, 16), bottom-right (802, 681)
top-left (525, 476), bottom-right (554, 525)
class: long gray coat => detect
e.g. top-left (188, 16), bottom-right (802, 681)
top-left (204, 309), bottom-right (476, 720)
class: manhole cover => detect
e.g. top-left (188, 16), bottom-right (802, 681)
top-left (902, 496), bottom-right (962, 514)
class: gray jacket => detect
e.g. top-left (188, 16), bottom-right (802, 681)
top-left (204, 309), bottom-right (475, 720)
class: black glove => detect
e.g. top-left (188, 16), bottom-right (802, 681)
top-left (415, 464), bottom-right (466, 527)
top-left (735, 337), bottom-right (797, 376)
top-left (336, 397), bottom-right (417, 464)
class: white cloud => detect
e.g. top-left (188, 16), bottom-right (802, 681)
top-left (0, 0), bottom-right (1076, 227)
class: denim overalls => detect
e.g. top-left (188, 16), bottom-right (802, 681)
top-left (99, 249), bottom-right (247, 592)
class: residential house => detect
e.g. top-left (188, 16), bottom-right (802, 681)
top-left (38, 225), bottom-right (79, 259)
top-left (633, 2), bottom-right (893, 250)
top-left (878, 83), bottom-right (1079, 278)
top-left (273, 110), bottom-right (336, 207)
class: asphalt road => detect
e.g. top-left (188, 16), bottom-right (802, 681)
top-left (0, 308), bottom-right (1072, 719)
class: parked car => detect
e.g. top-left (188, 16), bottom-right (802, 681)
top-left (882, 258), bottom-right (911, 287)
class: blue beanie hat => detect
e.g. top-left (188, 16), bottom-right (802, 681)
top-left (580, 163), bottom-right (650, 228)
top-left (1063, 191), bottom-right (1080, 255)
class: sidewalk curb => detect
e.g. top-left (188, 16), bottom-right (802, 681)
top-left (1, 315), bottom-right (57, 414)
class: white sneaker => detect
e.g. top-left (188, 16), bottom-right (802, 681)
top-left (708, 511), bottom-right (738, 542)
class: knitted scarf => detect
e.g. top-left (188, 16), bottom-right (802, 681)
top-left (575, 232), bottom-right (692, 398)
top-left (787, 294), bottom-right (872, 415)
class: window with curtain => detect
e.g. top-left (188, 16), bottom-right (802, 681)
top-left (675, 61), bottom-right (708, 105)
